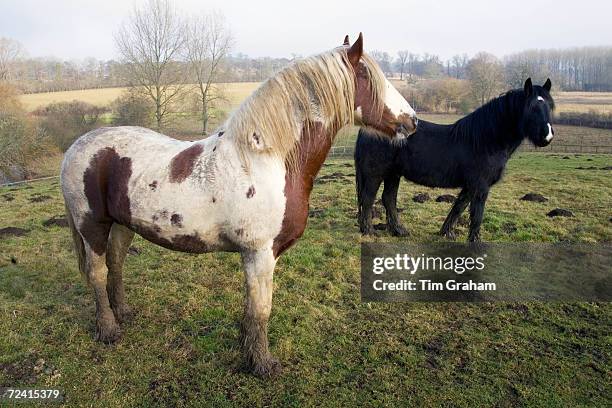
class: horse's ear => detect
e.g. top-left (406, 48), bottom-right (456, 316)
top-left (347, 33), bottom-right (363, 67)
top-left (524, 78), bottom-right (533, 98)
top-left (343, 35), bottom-right (350, 46)
top-left (543, 78), bottom-right (552, 92)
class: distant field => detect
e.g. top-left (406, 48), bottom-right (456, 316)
top-left (19, 83), bottom-right (260, 112)
top-left (20, 84), bottom-right (611, 116)
top-left (553, 92), bottom-right (612, 114)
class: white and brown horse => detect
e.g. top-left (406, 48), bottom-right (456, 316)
top-left (61, 34), bottom-right (417, 377)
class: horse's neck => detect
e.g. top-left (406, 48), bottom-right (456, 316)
top-left (289, 121), bottom-right (334, 191)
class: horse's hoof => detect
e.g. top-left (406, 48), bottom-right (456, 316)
top-left (95, 322), bottom-right (122, 344)
top-left (252, 357), bottom-right (282, 378)
top-left (467, 235), bottom-right (481, 243)
top-left (389, 225), bottom-right (409, 237)
top-left (113, 304), bottom-right (134, 324)
top-left (441, 229), bottom-right (457, 240)
top-left (360, 228), bottom-right (375, 236)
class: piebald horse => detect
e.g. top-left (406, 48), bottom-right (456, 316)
top-left (61, 34), bottom-right (417, 377)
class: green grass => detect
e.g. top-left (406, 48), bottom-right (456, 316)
top-left (0, 154), bottom-right (611, 407)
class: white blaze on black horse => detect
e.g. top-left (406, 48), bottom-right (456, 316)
top-left (61, 33), bottom-right (417, 377)
top-left (355, 78), bottom-right (555, 242)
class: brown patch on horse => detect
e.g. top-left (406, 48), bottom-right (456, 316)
top-left (246, 185), bottom-right (256, 199)
top-left (170, 213), bottom-right (183, 228)
top-left (169, 144), bottom-right (204, 183)
top-left (272, 121), bottom-right (331, 257)
top-left (81, 147), bottom-right (133, 255)
top-left (171, 234), bottom-right (212, 253)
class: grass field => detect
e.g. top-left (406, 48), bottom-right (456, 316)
top-left (19, 83), bottom-right (260, 112)
top-left (1, 153), bottom-right (610, 406)
top-left (554, 91), bottom-right (612, 114)
top-left (19, 84), bottom-right (612, 116)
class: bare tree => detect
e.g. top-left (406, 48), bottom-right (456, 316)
top-left (115, 0), bottom-right (187, 130)
top-left (467, 52), bottom-right (504, 105)
top-left (370, 51), bottom-right (393, 77)
top-left (0, 38), bottom-right (25, 81)
top-left (186, 11), bottom-right (233, 135)
top-left (396, 50), bottom-right (409, 80)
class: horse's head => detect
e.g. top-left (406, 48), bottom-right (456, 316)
top-left (521, 78), bottom-right (555, 147)
top-left (344, 33), bottom-right (417, 139)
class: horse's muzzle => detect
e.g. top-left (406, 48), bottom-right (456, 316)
top-left (396, 115), bottom-right (418, 136)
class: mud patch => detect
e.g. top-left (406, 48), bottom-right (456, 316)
top-left (520, 193), bottom-right (548, 202)
top-left (0, 227), bottom-right (29, 238)
top-left (435, 194), bottom-right (456, 203)
top-left (308, 208), bottom-right (325, 218)
top-left (128, 246), bottom-right (142, 256)
top-left (42, 216), bottom-right (69, 228)
top-left (28, 194), bottom-right (52, 203)
top-left (316, 172), bottom-right (349, 184)
top-left (547, 208), bottom-right (574, 217)
top-left (413, 193), bottom-right (430, 203)
top-left (501, 222), bottom-right (518, 233)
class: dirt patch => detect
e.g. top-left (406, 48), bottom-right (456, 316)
top-left (43, 216), bottom-right (69, 228)
top-left (502, 222), bottom-right (518, 233)
top-left (562, 156), bottom-right (570, 159)
top-left (520, 193), bottom-right (548, 202)
top-left (0, 355), bottom-right (59, 385)
top-left (2, 194), bottom-right (14, 202)
top-left (316, 172), bottom-right (349, 183)
top-left (547, 208), bottom-right (574, 217)
top-left (308, 208), bottom-right (325, 218)
top-left (128, 246), bottom-right (142, 256)
top-left (601, 166), bottom-right (612, 170)
top-left (413, 193), bottom-right (430, 203)
top-left (0, 227), bottom-right (29, 238)
top-left (435, 194), bottom-right (456, 203)
top-left (28, 194), bottom-right (52, 203)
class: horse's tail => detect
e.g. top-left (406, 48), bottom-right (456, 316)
top-left (65, 204), bottom-right (87, 278)
top-left (354, 128), bottom-right (367, 215)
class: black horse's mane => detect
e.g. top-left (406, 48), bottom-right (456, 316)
top-left (450, 89), bottom-right (526, 150)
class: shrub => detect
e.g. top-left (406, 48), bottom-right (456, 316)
top-left (111, 90), bottom-right (154, 127)
top-left (33, 101), bottom-right (107, 151)
top-left (399, 78), bottom-right (472, 114)
top-left (0, 84), bottom-right (49, 181)
top-left (556, 111), bottom-right (612, 130)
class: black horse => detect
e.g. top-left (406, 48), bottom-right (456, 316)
top-left (355, 78), bottom-right (555, 242)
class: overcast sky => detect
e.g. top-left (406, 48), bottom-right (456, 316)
top-left (2, 0), bottom-right (611, 61)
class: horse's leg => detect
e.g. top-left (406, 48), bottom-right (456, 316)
top-left (240, 248), bottom-right (280, 377)
top-left (358, 176), bottom-right (382, 235)
top-left (106, 223), bottom-right (135, 324)
top-left (382, 174), bottom-right (408, 236)
top-left (467, 188), bottom-right (489, 242)
top-left (80, 226), bottom-right (121, 343)
top-left (440, 188), bottom-right (470, 240)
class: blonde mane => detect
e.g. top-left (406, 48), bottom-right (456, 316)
top-left (225, 47), bottom-right (387, 174)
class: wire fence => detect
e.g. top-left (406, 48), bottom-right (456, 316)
top-left (328, 142), bottom-right (612, 158)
